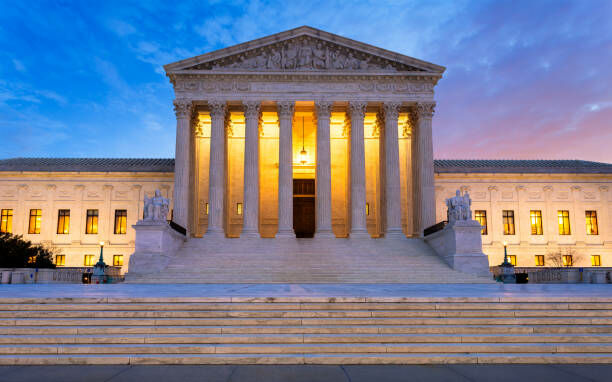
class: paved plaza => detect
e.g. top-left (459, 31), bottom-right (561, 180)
top-left (1, 283), bottom-right (611, 299)
top-left (0, 364), bottom-right (611, 382)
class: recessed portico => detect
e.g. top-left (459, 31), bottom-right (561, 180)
top-left (166, 26), bottom-right (444, 242)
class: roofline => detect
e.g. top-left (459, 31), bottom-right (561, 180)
top-left (164, 25), bottom-right (445, 74)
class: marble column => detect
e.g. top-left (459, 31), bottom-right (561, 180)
top-left (242, 101), bottom-right (261, 238)
top-left (276, 101), bottom-right (295, 238)
top-left (206, 100), bottom-right (227, 237)
top-left (315, 101), bottom-right (334, 238)
top-left (349, 101), bottom-right (369, 238)
top-left (383, 102), bottom-right (403, 237)
top-left (172, 98), bottom-right (193, 231)
top-left (411, 102), bottom-right (436, 237)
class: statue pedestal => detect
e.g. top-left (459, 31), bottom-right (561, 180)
top-left (126, 220), bottom-right (185, 276)
top-left (425, 220), bottom-right (491, 278)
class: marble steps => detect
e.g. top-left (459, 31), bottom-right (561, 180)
top-left (4, 309), bottom-right (612, 318)
top-left (3, 353), bottom-right (612, 365)
top-left (2, 298), bottom-right (612, 364)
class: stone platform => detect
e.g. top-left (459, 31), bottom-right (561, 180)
top-left (1, 284), bottom-right (612, 365)
top-left (126, 236), bottom-right (493, 284)
top-left (0, 284), bottom-right (612, 365)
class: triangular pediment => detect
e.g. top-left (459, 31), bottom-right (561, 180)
top-left (165, 26), bottom-right (444, 74)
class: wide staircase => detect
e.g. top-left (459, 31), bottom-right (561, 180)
top-left (1, 296), bottom-right (612, 364)
top-left (128, 237), bottom-right (491, 283)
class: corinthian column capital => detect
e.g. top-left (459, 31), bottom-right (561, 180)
top-left (277, 101), bottom-right (295, 118)
top-left (243, 101), bottom-right (261, 118)
top-left (348, 101), bottom-right (367, 119)
top-left (173, 98), bottom-right (193, 119)
top-left (315, 100), bottom-right (333, 118)
top-left (208, 100), bottom-right (227, 118)
top-left (415, 102), bottom-right (436, 119)
top-left (383, 102), bottom-right (401, 120)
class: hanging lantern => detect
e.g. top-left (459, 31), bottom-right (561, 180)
top-left (300, 116), bottom-right (308, 164)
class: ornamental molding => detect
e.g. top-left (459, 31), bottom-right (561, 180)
top-left (171, 76), bottom-right (437, 97)
top-left (165, 26), bottom-right (445, 75)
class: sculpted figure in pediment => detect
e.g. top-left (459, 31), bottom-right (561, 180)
top-left (331, 50), bottom-right (345, 69)
top-left (313, 43), bottom-right (327, 69)
top-left (283, 42), bottom-right (298, 69)
top-left (266, 48), bottom-right (281, 69)
top-left (298, 43), bottom-right (313, 68)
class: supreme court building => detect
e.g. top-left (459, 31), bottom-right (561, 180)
top-left (1, 27), bottom-right (611, 283)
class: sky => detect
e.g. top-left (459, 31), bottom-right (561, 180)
top-left (0, 0), bottom-right (611, 162)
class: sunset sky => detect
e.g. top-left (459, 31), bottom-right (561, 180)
top-left (1, 0), bottom-right (610, 162)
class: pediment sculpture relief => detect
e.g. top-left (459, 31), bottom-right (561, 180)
top-left (186, 36), bottom-right (424, 72)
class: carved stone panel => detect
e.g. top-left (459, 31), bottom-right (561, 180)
top-left (184, 36), bottom-right (425, 73)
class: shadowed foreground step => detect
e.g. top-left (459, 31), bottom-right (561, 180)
top-left (2, 296), bottom-right (612, 364)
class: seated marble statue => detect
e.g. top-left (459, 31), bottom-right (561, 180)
top-left (143, 190), bottom-right (170, 222)
top-left (446, 190), bottom-right (472, 223)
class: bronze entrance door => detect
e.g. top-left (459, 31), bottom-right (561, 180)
top-left (293, 179), bottom-right (315, 238)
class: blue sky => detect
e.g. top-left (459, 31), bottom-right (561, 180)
top-left (1, 0), bottom-right (610, 162)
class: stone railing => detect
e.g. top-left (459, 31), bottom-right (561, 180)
top-left (490, 266), bottom-right (612, 284)
top-left (0, 267), bottom-right (125, 284)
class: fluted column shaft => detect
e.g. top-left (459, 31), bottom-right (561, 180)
top-left (207, 100), bottom-right (227, 236)
top-left (315, 101), bottom-right (334, 237)
top-left (349, 102), bottom-right (369, 238)
top-left (172, 98), bottom-right (193, 231)
top-left (411, 102), bottom-right (436, 237)
top-left (383, 102), bottom-right (403, 236)
top-left (277, 101), bottom-right (295, 238)
top-left (242, 101), bottom-right (261, 238)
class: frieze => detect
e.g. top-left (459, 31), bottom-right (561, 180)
top-left (184, 36), bottom-right (426, 73)
top-left (174, 78), bottom-right (434, 96)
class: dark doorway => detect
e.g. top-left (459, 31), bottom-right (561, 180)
top-left (293, 179), bottom-right (315, 238)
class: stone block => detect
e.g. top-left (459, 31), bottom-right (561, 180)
top-left (425, 220), bottom-right (491, 278)
top-left (126, 221), bottom-right (185, 276)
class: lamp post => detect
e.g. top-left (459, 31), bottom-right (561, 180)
top-left (92, 241), bottom-right (107, 284)
top-left (498, 241), bottom-right (516, 283)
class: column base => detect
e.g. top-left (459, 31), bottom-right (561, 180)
top-left (314, 229), bottom-right (335, 239)
top-left (384, 228), bottom-right (406, 239)
top-left (349, 229), bottom-right (370, 239)
top-left (205, 228), bottom-right (226, 239)
top-left (275, 229), bottom-right (296, 239)
top-left (241, 229), bottom-right (261, 239)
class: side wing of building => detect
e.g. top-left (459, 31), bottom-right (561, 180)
top-left (0, 158), bottom-right (610, 271)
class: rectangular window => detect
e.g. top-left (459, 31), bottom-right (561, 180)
top-left (530, 210), bottom-right (543, 235)
top-left (502, 210), bottom-right (515, 235)
top-left (28, 209), bottom-right (42, 234)
top-left (474, 210), bottom-right (487, 235)
top-left (113, 255), bottom-right (124, 266)
top-left (205, 203), bottom-right (209, 215)
top-left (0, 209), bottom-right (12, 233)
top-left (591, 255), bottom-right (601, 267)
top-left (562, 255), bottom-right (573, 267)
top-left (508, 255), bottom-right (517, 266)
top-left (236, 203), bottom-right (243, 215)
top-left (84, 254), bottom-right (95, 266)
top-left (57, 209), bottom-right (70, 234)
top-left (366, 203), bottom-right (370, 216)
top-left (114, 210), bottom-right (127, 234)
top-left (586, 211), bottom-right (599, 235)
top-left (85, 209), bottom-right (98, 234)
top-left (535, 255), bottom-right (545, 267)
top-left (55, 254), bottom-right (65, 266)
top-left (28, 256), bottom-right (36, 264)
top-left (558, 210), bottom-right (571, 235)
